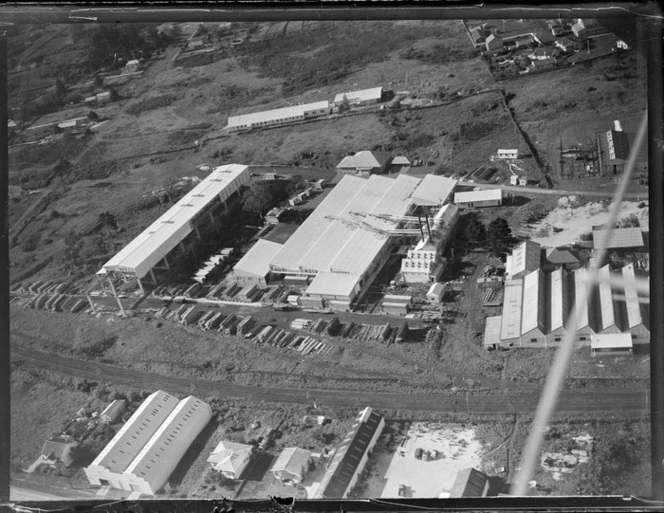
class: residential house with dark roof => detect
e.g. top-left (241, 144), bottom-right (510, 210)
top-left (484, 34), bottom-right (503, 52)
top-left (41, 437), bottom-right (80, 467)
top-left (314, 407), bottom-right (385, 498)
top-left (469, 27), bottom-right (492, 48)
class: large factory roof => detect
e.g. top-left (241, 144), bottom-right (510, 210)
top-left (411, 174), bottom-right (458, 206)
top-left (270, 174), bottom-right (420, 277)
top-left (99, 164), bottom-right (250, 279)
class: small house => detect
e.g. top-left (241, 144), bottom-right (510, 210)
top-left (41, 437), bottom-right (80, 467)
top-left (336, 151), bottom-right (393, 176)
top-left (484, 34), bottom-right (504, 52)
top-left (469, 27), bottom-right (492, 47)
top-left (497, 149), bottom-right (519, 159)
top-left (271, 447), bottom-right (312, 485)
top-left (124, 59), bottom-right (140, 73)
top-left (207, 441), bottom-right (253, 479)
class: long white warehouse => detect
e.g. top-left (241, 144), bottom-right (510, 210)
top-left (84, 391), bottom-right (212, 496)
top-left (98, 164), bottom-right (250, 284)
top-left (224, 101), bottom-right (331, 132)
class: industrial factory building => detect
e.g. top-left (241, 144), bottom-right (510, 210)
top-left (84, 391), bottom-right (212, 496)
top-left (98, 164), bottom-right (251, 290)
top-left (224, 101), bottom-right (331, 132)
top-left (268, 173), bottom-right (459, 310)
top-left (269, 174), bottom-right (422, 309)
top-left (484, 259), bottom-right (649, 350)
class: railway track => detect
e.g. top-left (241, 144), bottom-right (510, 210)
top-left (11, 343), bottom-right (649, 415)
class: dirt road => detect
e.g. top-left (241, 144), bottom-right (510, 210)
top-left (11, 344), bottom-right (649, 415)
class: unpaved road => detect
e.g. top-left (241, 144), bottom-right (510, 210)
top-left (11, 344), bottom-right (649, 415)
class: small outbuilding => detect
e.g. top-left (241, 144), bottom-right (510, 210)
top-left (426, 282), bottom-right (445, 304)
top-left (41, 437), bottom-right (80, 467)
top-left (100, 399), bottom-right (126, 424)
top-left (590, 333), bottom-right (633, 356)
top-left (453, 188), bottom-right (503, 209)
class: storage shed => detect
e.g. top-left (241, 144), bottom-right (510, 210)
top-left (453, 188), bottom-right (503, 209)
top-left (590, 333), bottom-right (633, 356)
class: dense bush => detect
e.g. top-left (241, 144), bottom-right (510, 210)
top-left (126, 94), bottom-right (178, 116)
top-left (238, 23), bottom-right (445, 95)
top-left (400, 43), bottom-right (475, 65)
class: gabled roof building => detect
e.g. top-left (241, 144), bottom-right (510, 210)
top-left (207, 441), bottom-right (253, 479)
top-left (271, 447), bottom-right (312, 485)
top-left (336, 151), bottom-right (393, 177)
top-left (485, 262), bottom-right (649, 350)
top-left (314, 407), bottom-right (385, 498)
top-left (85, 391), bottom-right (212, 496)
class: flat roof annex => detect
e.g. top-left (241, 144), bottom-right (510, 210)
top-left (454, 188), bottom-right (502, 204)
top-left (590, 333), bottom-right (633, 349)
top-left (100, 164), bottom-right (250, 279)
top-left (501, 278), bottom-right (524, 341)
top-left (483, 316), bottom-right (502, 347)
top-left (592, 227), bottom-right (644, 249)
top-left (233, 239), bottom-right (283, 278)
top-left (226, 101), bottom-right (330, 129)
top-left (306, 272), bottom-right (361, 299)
top-left (411, 174), bottom-right (458, 206)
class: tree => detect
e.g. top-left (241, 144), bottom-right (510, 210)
top-left (109, 87), bottom-right (120, 102)
top-left (87, 110), bottom-right (99, 122)
top-left (287, 175), bottom-right (306, 195)
top-left (486, 217), bottom-right (516, 257)
top-left (241, 182), bottom-right (275, 220)
top-left (98, 211), bottom-right (118, 240)
top-left (64, 229), bottom-right (82, 268)
top-left (338, 94), bottom-right (350, 113)
top-left (464, 215), bottom-right (487, 248)
top-left (54, 78), bottom-right (66, 97)
top-left (93, 74), bottom-right (104, 88)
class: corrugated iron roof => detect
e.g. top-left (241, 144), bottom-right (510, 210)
top-left (454, 188), bottom-right (502, 204)
top-left (334, 87), bottom-right (383, 104)
top-left (233, 239), bottom-right (284, 278)
top-left (411, 174), bottom-right (458, 206)
top-left (226, 101), bottom-right (330, 129)
top-left (316, 407), bottom-right (383, 498)
top-left (450, 468), bottom-right (490, 498)
top-left (501, 278), bottom-right (523, 340)
top-left (592, 227), bottom-right (643, 249)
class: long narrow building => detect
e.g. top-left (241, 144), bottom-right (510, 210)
top-left (98, 164), bottom-right (250, 289)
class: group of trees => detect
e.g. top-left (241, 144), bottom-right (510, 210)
top-left (463, 214), bottom-right (516, 257)
top-left (88, 24), bottom-right (174, 70)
